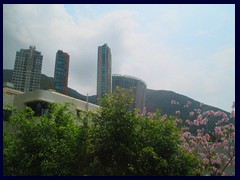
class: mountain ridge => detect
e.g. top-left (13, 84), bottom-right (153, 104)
top-left (3, 69), bottom-right (229, 114)
top-left (4, 69), bottom-right (234, 133)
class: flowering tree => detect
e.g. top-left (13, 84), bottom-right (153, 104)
top-left (172, 100), bottom-right (235, 176)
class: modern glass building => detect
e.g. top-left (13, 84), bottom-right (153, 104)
top-left (112, 74), bottom-right (147, 110)
top-left (54, 50), bottom-right (70, 95)
top-left (97, 43), bottom-right (112, 99)
top-left (12, 46), bottom-right (43, 92)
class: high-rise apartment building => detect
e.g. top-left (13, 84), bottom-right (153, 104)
top-left (112, 74), bottom-right (147, 110)
top-left (97, 43), bottom-right (112, 99)
top-left (12, 46), bottom-right (43, 92)
top-left (54, 50), bottom-right (70, 95)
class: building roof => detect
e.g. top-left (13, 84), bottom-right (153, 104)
top-left (14, 89), bottom-right (99, 111)
top-left (3, 87), bottom-right (23, 96)
top-left (112, 74), bottom-right (147, 87)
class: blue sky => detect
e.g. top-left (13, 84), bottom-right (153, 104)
top-left (3, 4), bottom-right (235, 112)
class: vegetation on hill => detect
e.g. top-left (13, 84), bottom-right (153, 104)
top-left (145, 89), bottom-right (234, 134)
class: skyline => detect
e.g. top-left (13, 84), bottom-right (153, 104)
top-left (3, 4), bottom-right (235, 112)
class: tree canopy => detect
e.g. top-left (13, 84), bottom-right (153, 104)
top-left (4, 88), bottom-right (202, 176)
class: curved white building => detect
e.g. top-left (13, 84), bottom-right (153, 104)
top-left (112, 74), bottom-right (147, 110)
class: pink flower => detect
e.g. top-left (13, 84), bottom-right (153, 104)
top-left (187, 101), bottom-right (192, 105)
top-left (213, 142), bottom-right (221, 147)
top-left (214, 111), bottom-right (222, 117)
top-left (181, 136), bottom-right (186, 141)
top-left (194, 120), bottom-right (199, 126)
top-left (212, 166), bottom-right (217, 172)
top-left (215, 126), bottom-right (222, 136)
top-left (230, 132), bottom-right (235, 138)
top-left (176, 110), bottom-right (181, 114)
top-left (189, 111), bottom-right (195, 116)
top-left (205, 133), bottom-right (210, 141)
top-left (222, 112), bottom-right (228, 118)
top-left (184, 132), bottom-right (191, 138)
top-left (190, 140), bottom-right (196, 146)
top-left (200, 118), bottom-right (207, 125)
top-left (214, 159), bottom-right (221, 165)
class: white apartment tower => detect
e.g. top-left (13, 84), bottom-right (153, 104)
top-left (12, 46), bottom-right (43, 92)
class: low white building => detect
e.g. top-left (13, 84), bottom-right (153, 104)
top-left (3, 85), bottom-right (99, 122)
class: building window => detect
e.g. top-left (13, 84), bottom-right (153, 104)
top-left (26, 102), bottom-right (50, 116)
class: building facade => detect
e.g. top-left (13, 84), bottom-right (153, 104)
top-left (3, 87), bottom-right (99, 124)
top-left (112, 74), bottom-right (147, 110)
top-left (12, 46), bottom-right (43, 92)
top-left (97, 43), bottom-right (112, 99)
top-left (54, 50), bottom-right (70, 95)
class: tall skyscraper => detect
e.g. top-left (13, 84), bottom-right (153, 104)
top-left (54, 50), bottom-right (70, 95)
top-left (97, 43), bottom-right (112, 99)
top-left (12, 46), bottom-right (43, 92)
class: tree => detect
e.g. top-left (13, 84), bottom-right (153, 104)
top-left (133, 112), bottom-right (202, 176)
top-left (172, 100), bottom-right (235, 176)
top-left (81, 87), bottom-right (202, 176)
top-left (81, 88), bottom-right (138, 175)
top-left (4, 88), bottom-right (203, 176)
top-left (3, 103), bottom-right (88, 176)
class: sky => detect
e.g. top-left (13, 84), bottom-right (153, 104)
top-left (3, 4), bottom-right (235, 112)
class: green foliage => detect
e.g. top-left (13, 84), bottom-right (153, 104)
top-left (83, 88), bottom-right (137, 175)
top-left (4, 88), bottom-right (202, 176)
top-left (132, 114), bottom-right (201, 176)
top-left (4, 103), bottom-right (88, 176)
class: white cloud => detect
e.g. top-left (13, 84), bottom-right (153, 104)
top-left (3, 4), bottom-right (235, 111)
top-left (3, 4), bottom-right (140, 95)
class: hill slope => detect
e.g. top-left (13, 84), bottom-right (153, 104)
top-left (4, 69), bottom-right (232, 125)
top-left (145, 89), bottom-right (234, 133)
top-left (145, 88), bottom-right (230, 114)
